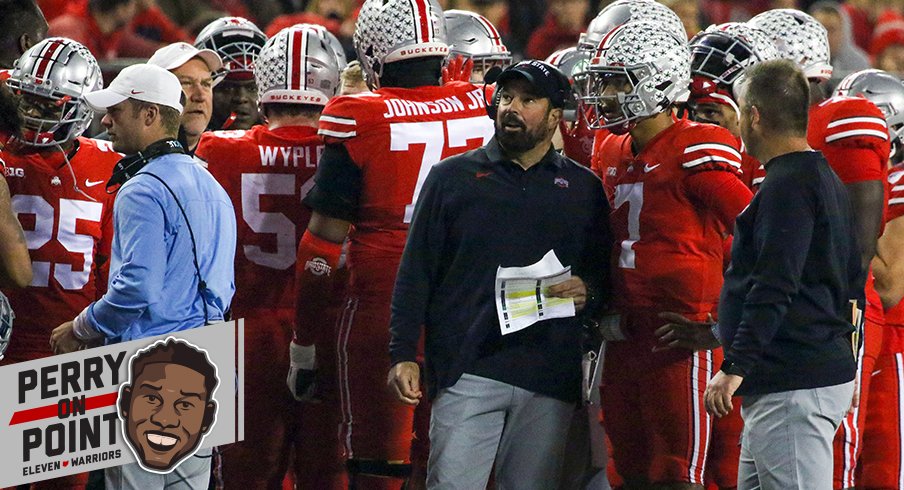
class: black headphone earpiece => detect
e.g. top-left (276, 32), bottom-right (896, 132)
top-left (484, 65), bottom-right (504, 120)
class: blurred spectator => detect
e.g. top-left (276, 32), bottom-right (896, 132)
top-left (48, 0), bottom-right (139, 59)
top-left (0, 0), bottom-right (47, 68)
top-left (130, 0), bottom-right (190, 46)
top-left (265, 0), bottom-right (356, 41)
top-left (525, 0), bottom-right (589, 61)
top-left (156, 0), bottom-right (229, 36)
top-left (810, 1), bottom-right (871, 89)
top-left (265, 12), bottom-right (340, 39)
top-left (662, 0), bottom-right (703, 39)
top-left (208, 0), bottom-right (282, 29)
top-left (48, 0), bottom-right (183, 59)
top-left (770, 0), bottom-right (800, 8)
top-left (841, 0), bottom-right (880, 51)
top-left (872, 23), bottom-right (904, 78)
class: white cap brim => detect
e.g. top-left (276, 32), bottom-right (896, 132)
top-left (84, 89), bottom-right (128, 112)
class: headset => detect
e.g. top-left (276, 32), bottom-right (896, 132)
top-left (107, 139), bottom-right (212, 326)
top-left (483, 61), bottom-right (571, 120)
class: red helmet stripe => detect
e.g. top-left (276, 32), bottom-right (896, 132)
top-left (289, 29), bottom-right (304, 90)
top-left (33, 40), bottom-right (65, 82)
top-left (409, 0), bottom-right (432, 43)
top-left (475, 15), bottom-right (502, 46)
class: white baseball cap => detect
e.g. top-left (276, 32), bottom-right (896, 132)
top-left (84, 64), bottom-right (184, 113)
top-left (148, 42), bottom-right (223, 72)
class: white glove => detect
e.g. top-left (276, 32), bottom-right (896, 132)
top-left (287, 342), bottom-right (317, 402)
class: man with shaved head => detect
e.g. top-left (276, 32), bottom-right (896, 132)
top-left (0, 0), bottom-right (47, 69)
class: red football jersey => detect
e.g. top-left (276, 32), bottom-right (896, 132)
top-left (0, 137), bottom-right (119, 363)
top-left (810, 96), bottom-right (891, 325)
top-left (560, 119), bottom-right (596, 168)
top-left (808, 96), bottom-right (891, 185)
top-left (883, 165), bottom-right (904, 328)
top-left (602, 119), bottom-right (747, 312)
top-left (590, 128), bottom-right (629, 203)
top-left (317, 81), bottom-right (494, 284)
top-left (195, 125), bottom-right (322, 314)
top-left (737, 139), bottom-right (762, 191)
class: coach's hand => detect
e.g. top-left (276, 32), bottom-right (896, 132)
top-left (50, 321), bottom-right (84, 354)
top-left (287, 342), bottom-right (318, 402)
top-left (548, 276), bottom-right (588, 312)
top-left (704, 370), bottom-right (743, 418)
top-left (388, 361), bottom-right (422, 405)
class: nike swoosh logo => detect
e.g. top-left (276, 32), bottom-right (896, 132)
top-left (130, 89), bottom-right (144, 95)
top-left (85, 179), bottom-right (105, 187)
top-left (643, 163), bottom-right (660, 173)
top-left (476, 171), bottom-right (492, 179)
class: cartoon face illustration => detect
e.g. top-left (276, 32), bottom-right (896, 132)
top-left (118, 338), bottom-right (218, 473)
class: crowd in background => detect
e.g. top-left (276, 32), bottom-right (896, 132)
top-left (35, 0), bottom-right (904, 100)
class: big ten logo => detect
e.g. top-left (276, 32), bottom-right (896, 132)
top-left (16, 353), bottom-right (126, 462)
top-left (4, 167), bottom-right (24, 178)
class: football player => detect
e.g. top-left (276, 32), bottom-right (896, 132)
top-left (546, 46), bottom-right (595, 168)
top-left (288, 0), bottom-right (494, 487)
top-left (195, 17), bottom-right (268, 131)
top-left (580, 20), bottom-right (752, 489)
top-left (686, 22), bottom-right (779, 190)
top-left (751, 11), bottom-right (891, 489)
top-left (443, 9), bottom-right (512, 84)
top-left (0, 37), bottom-right (120, 488)
top-left (838, 68), bottom-right (904, 489)
top-left (194, 26), bottom-right (344, 490)
top-left (580, 0), bottom-right (687, 198)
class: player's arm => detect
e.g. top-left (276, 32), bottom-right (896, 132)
top-left (872, 215), bottom-right (904, 309)
top-left (288, 142), bottom-right (359, 400)
top-left (846, 180), bottom-right (885, 275)
top-left (818, 101), bottom-right (890, 274)
top-left (0, 175), bottom-right (32, 288)
top-left (388, 165), bottom-right (450, 405)
top-left (681, 136), bottom-right (753, 232)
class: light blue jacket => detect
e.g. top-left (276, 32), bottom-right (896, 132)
top-left (86, 153), bottom-right (236, 341)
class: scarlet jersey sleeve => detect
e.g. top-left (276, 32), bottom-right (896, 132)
top-left (198, 126), bottom-right (323, 313)
top-left (808, 97), bottom-right (890, 184)
top-left (1, 137), bottom-right (119, 362)
top-left (674, 123), bottom-right (743, 176)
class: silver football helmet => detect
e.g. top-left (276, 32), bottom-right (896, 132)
top-left (749, 9), bottom-right (832, 82)
top-left (690, 22), bottom-right (780, 88)
top-left (546, 47), bottom-right (586, 121)
top-left (444, 9), bottom-right (512, 83)
top-left (195, 17), bottom-right (267, 80)
top-left (577, 0), bottom-right (686, 54)
top-left (0, 291), bottom-right (12, 361)
top-left (7, 37), bottom-right (102, 147)
top-left (354, 0), bottom-right (448, 89)
top-left (291, 23), bottom-right (348, 71)
top-left (580, 20), bottom-right (691, 134)
top-left (256, 26), bottom-right (340, 106)
top-left (836, 69), bottom-right (904, 155)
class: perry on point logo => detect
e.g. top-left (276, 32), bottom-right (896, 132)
top-left (117, 337), bottom-right (219, 473)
